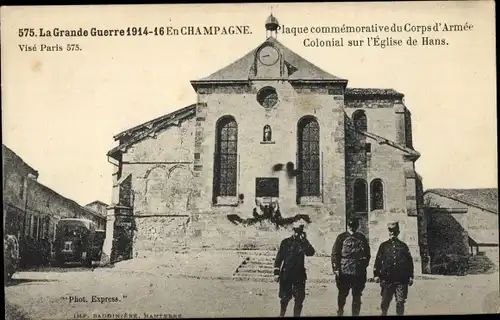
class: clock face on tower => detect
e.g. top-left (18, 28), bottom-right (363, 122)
top-left (258, 46), bottom-right (279, 66)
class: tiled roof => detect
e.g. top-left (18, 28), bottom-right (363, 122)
top-left (426, 188), bottom-right (498, 214)
top-left (86, 200), bottom-right (108, 207)
top-left (467, 229), bottom-right (498, 245)
top-left (113, 104), bottom-right (197, 140)
top-left (345, 88), bottom-right (404, 98)
top-left (82, 206), bottom-right (106, 219)
top-left (27, 179), bottom-right (101, 219)
top-left (3, 144), bottom-right (39, 177)
top-left (108, 104), bottom-right (197, 159)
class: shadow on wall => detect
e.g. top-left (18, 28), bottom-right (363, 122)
top-left (111, 216), bottom-right (135, 263)
top-left (428, 212), bottom-right (470, 275)
top-left (427, 208), bottom-right (498, 276)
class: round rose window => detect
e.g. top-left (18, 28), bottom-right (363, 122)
top-left (257, 87), bottom-right (278, 109)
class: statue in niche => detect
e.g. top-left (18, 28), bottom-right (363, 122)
top-left (263, 125), bottom-right (272, 142)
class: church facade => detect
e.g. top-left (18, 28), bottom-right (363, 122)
top-left (104, 16), bottom-right (427, 273)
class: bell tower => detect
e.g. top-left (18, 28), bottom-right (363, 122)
top-left (265, 13), bottom-right (280, 39)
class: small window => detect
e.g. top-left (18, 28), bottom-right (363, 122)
top-left (353, 179), bottom-right (368, 213)
top-left (365, 143), bottom-right (371, 153)
top-left (370, 179), bottom-right (384, 211)
top-left (33, 216), bottom-right (39, 239)
top-left (25, 214), bottom-right (32, 236)
top-left (353, 110), bottom-right (367, 131)
top-left (257, 87), bottom-right (279, 109)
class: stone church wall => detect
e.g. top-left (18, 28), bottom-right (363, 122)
top-left (345, 100), bottom-right (404, 143)
top-left (187, 206), bottom-right (345, 256)
top-left (118, 117), bottom-right (197, 256)
top-left (344, 105), bottom-right (419, 271)
top-left (194, 82), bottom-right (346, 217)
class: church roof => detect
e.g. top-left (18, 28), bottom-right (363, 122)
top-left (108, 104), bottom-right (197, 159)
top-left (425, 188), bottom-right (498, 214)
top-left (113, 104), bottom-right (197, 141)
top-left (345, 88), bottom-right (404, 99)
top-left (191, 37), bottom-right (347, 84)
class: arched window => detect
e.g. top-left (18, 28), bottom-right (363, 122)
top-left (214, 116), bottom-right (238, 198)
top-left (353, 179), bottom-right (368, 213)
top-left (297, 117), bottom-right (320, 198)
top-left (353, 110), bottom-right (367, 131)
top-left (370, 179), bottom-right (384, 211)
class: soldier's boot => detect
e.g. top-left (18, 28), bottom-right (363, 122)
top-left (380, 303), bottom-right (389, 317)
top-left (352, 300), bottom-right (361, 316)
top-left (337, 293), bottom-right (347, 316)
top-left (380, 307), bottom-right (389, 316)
top-left (396, 302), bottom-right (405, 316)
top-left (293, 302), bottom-right (303, 317)
top-left (280, 300), bottom-right (289, 317)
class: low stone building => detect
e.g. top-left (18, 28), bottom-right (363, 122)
top-left (85, 200), bottom-right (108, 230)
top-left (3, 144), bottom-right (107, 267)
top-left (25, 180), bottom-right (106, 240)
top-left (104, 15), bottom-right (425, 273)
top-left (424, 188), bottom-right (499, 274)
top-left (3, 144), bottom-right (39, 239)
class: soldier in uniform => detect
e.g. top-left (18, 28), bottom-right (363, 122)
top-left (373, 222), bottom-right (414, 316)
top-left (4, 234), bottom-right (20, 282)
top-left (331, 218), bottom-right (371, 316)
top-left (274, 222), bottom-right (316, 317)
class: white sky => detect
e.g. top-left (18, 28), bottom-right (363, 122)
top-left (2, 2), bottom-right (497, 206)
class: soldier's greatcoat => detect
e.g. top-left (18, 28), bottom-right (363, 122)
top-left (331, 231), bottom-right (371, 278)
top-left (373, 238), bottom-right (414, 283)
top-left (274, 236), bottom-right (315, 284)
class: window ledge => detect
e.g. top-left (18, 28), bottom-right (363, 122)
top-left (213, 196), bottom-right (239, 207)
top-left (353, 212), bottom-right (368, 216)
top-left (298, 196), bottom-right (322, 206)
top-left (298, 203), bottom-right (323, 207)
top-left (260, 141), bottom-right (275, 145)
top-left (212, 203), bottom-right (239, 207)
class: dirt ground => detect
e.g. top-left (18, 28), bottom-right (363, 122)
top-left (5, 266), bottom-right (499, 319)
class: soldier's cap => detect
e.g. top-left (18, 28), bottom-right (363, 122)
top-left (347, 218), bottom-right (359, 229)
top-left (387, 222), bottom-right (400, 231)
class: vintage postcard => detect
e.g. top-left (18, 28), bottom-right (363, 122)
top-left (2, 2), bottom-right (498, 319)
